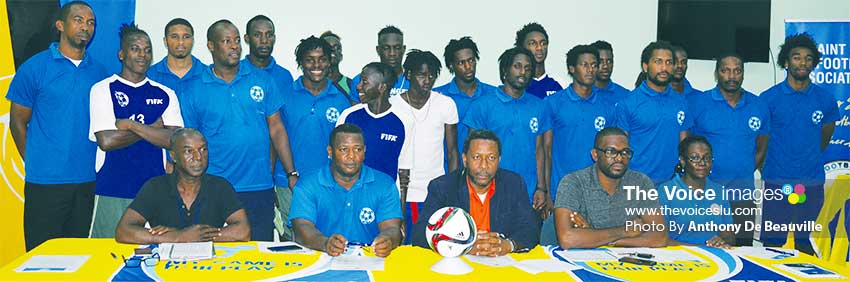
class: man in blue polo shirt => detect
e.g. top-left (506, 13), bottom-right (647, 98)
top-left (348, 26), bottom-right (410, 103)
top-left (670, 46), bottom-right (701, 96)
top-left (615, 41), bottom-right (691, 184)
top-left (760, 34), bottom-right (839, 255)
top-left (180, 20), bottom-right (296, 241)
top-left (147, 18), bottom-right (205, 96)
top-left (589, 40), bottom-right (630, 103)
top-left (291, 124), bottom-right (403, 257)
top-left (242, 15), bottom-right (294, 98)
top-left (7, 1), bottom-right (109, 251)
top-left (465, 47), bottom-right (544, 212)
top-left (688, 53), bottom-right (769, 246)
top-left (515, 23), bottom-right (562, 99)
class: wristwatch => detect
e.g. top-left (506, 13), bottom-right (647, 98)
top-left (287, 171), bottom-right (300, 178)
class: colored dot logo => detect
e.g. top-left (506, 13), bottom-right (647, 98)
top-left (784, 184), bottom-right (807, 205)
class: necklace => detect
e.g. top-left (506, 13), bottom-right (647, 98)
top-left (403, 91), bottom-right (432, 122)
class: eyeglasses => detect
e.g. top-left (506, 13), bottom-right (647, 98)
top-left (123, 253), bottom-right (160, 267)
top-left (594, 147), bottom-right (633, 159)
top-left (686, 155), bottom-right (713, 164)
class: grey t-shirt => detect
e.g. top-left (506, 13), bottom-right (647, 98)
top-left (555, 164), bottom-right (659, 229)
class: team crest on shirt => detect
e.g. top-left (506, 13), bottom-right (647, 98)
top-left (359, 207), bottom-right (375, 224)
top-left (676, 111), bottom-right (685, 126)
top-left (114, 91), bottom-right (130, 107)
top-left (811, 110), bottom-right (824, 124)
top-left (594, 116), bottom-right (606, 131)
top-left (326, 107), bottom-right (340, 123)
top-left (529, 117), bottom-right (539, 133)
top-left (748, 116), bottom-right (761, 131)
top-left (249, 86), bottom-right (264, 102)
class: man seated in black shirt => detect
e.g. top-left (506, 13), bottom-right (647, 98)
top-left (115, 128), bottom-right (250, 243)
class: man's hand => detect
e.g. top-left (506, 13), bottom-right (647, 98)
top-left (176, 224), bottom-right (220, 242)
top-left (372, 234), bottom-right (396, 258)
top-left (288, 176), bottom-right (298, 191)
top-left (570, 211), bottom-right (590, 229)
top-left (148, 225), bottom-right (175, 236)
top-left (705, 235), bottom-right (731, 249)
top-left (115, 119), bottom-right (138, 130)
top-left (624, 217), bottom-right (644, 237)
top-left (532, 190), bottom-right (553, 219)
top-left (325, 234), bottom-right (347, 256)
top-left (470, 231), bottom-right (510, 257)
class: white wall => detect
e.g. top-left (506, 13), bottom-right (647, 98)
top-left (136, 0), bottom-right (848, 93)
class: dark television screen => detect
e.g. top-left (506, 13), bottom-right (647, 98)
top-left (658, 0), bottom-right (771, 63)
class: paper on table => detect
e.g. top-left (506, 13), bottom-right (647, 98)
top-left (464, 255), bottom-right (517, 267)
top-left (554, 249), bottom-right (617, 262)
top-left (256, 242), bottom-right (314, 255)
top-left (772, 263), bottom-right (844, 279)
top-left (159, 241), bottom-right (215, 261)
top-left (729, 247), bottom-right (797, 260)
top-left (330, 254), bottom-right (385, 271)
top-left (514, 259), bottom-right (582, 274)
top-left (608, 247), bottom-right (702, 262)
top-left (15, 255), bottom-right (90, 273)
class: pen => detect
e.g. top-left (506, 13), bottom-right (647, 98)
top-left (765, 248), bottom-right (795, 256)
top-left (346, 242), bottom-right (371, 248)
top-left (110, 252), bottom-right (118, 260)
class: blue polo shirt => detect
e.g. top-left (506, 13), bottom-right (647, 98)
top-left (275, 77), bottom-right (352, 186)
top-left (673, 78), bottom-right (702, 97)
top-left (241, 56), bottom-right (294, 97)
top-left (540, 84), bottom-right (616, 199)
top-left (434, 78), bottom-right (497, 166)
top-left (180, 61), bottom-right (284, 192)
top-left (6, 42), bottom-right (109, 184)
top-left (289, 165), bottom-right (402, 244)
top-left (348, 73), bottom-right (409, 103)
top-left (659, 175), bottom-right (732, 245)
top-left (615, 81), bottom-right (692, 184)
top-left (760, 80), bottom-right (839, 185)
top-left (146, 55), bottom-right (206, 96)
top-left (464, 88), bottom-right (543, 201)
top-left (526, 73), bottom-right (563, 99)
top-left (688, 87), bottom-right (770, 195)
top-left (592, 81), bottom-right (630, 104)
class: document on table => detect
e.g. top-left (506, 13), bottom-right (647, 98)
top-left (464, 255), bottom-right (517, 267)
top-left (555, 249), bottom-right (617, 262)
top-left (608, 247), bottom-right (702, 262)
top-left (159, 241), bottom-right (215, 261)
top-left (729, 247), bottom-right (797, 260)
top-left (330, 254), bottom-right (385, 271)
top-left (514, 259), bottom-right (582, 274)
top-left (15, 255), bottom-right (90, 273)
top-left (772, 263), bottom-right (844, 279)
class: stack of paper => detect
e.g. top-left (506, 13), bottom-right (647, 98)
top-left (464, 255), bottom-right (517, 267)
top-left (608, 247), bottom-right (702, 262)
top-left (160, 241), bottom-right (215, 261)
top-left (554, 249), bottom-right (617, 262)
top-left (14, 255), bottom-right (90, 273)
top-left (330, 255), bottom-right (385, 271)
top-left (514, 259), bottom-right (582, 274)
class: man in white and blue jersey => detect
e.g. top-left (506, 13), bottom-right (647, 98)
top-left (515, 23), bottom-right (562, 99)
top-left (589, 40), bottom-right (630, 103)
top-left (242, 15), bottom-right (294, 99)
top-left (147, 18), bottom-right (205, 96)
top-left (89, 25), bottom-right (184, 238)
top-left (348, 26), bottom-right (409, 103)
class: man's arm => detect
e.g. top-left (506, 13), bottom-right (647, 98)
top-left (114, 208), bottom-right (219, 244)
top-left (554, 208), bottom-right (634, 249)
top-left (821, 123), bottom-right (836, 151)
top-left (95, 130), bottom-right (142, 151)
top-left (268, 112), bottom-right (298, 188)
top-left (398, 168), bottom-right (410, 216)
top-left (9, 103), bottom-right (31, 159)
top-left (292, 218), bottom-right (346, 256)
top-left (372, 218), bottom-right (403, 257)
top-left (755, 135), bottom-right (769, 172)
top-left (215, 209), bottom-right (250, 242)
top-left (534, 133), bottom-right (552, 218)
top-left (444, 124), bottom-right (460, 172)
top-left (118, 118), bottom-right (179, 149)
top-left (613, 212), bottom-right (667, 247)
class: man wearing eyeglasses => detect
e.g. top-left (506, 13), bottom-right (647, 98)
top-left (553, 127), bottom-right (667, 248)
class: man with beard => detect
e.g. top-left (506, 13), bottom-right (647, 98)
top-left (435, 36), bottom-right (497, 166)
top-left (465, 47), bottom-right (544, 215)
top-left (540, 45), bottom-right (616, 244)
top-left (589, 40), bottom-right (630, 103)
top-left (670, 46), bottom-right (701, 96)
top-left (389, 50), bottom-right (459, 239)
top-left (553, 127), bottom-right (666, 248)
top-left (7, 1), bottom-right (109, 251)
top-left (88, 25), bottom-right (184, 238)
top-left (148, 18), bottom-right (205, 94)
top-left (277, 36), bottom-right (353, 239)
top-left (760, 34), bottom-right (838, 255)
top-left (687, 53), bottom-right (769, 246)
top-left (243, 15), bottom-right (294, 98)
top-left (615, 41), bottom-right (691, 184)
top-left (349, 26), bottom-right (410, 103)
top-left (180, 20), bottom-right (297, 241)
top-left (290, 124), bottom-right (402, 258)
top-left (321, 31), bottom-right (354, 102)
top-left (515, 23), bottom-right (563, 99)
top-left (412, 130), bottom-right (539, 256)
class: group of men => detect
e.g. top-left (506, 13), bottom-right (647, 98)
top-left (8, 1), bottom-right (839, 258)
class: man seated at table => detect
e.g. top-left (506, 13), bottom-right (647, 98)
top-left (660, 136), bottom-right (734, 248)
top-left (412, 129), bottom-right (539, 256)
top-left (290, 124), bottom-right (403, 257)
top-left (553, 127), bottom-right (667, 248)
top-left (115, 128), bottom-right (250, 243)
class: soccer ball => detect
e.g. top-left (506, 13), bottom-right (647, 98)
top-left (425, 207), bottom-right (477, 258)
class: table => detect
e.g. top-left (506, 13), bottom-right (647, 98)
top-left (1, 238), bottom-right (848, 281)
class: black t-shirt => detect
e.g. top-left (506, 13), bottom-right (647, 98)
top-left (128, 173), bottom-right (242, 228)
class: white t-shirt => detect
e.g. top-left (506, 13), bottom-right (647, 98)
top-left (389, 91), bottom-right (458, 202)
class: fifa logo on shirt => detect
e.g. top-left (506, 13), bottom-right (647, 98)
top-left (325, 107), bottom-right (340, 123)
top-left (145, 99), bottom-right (163, 105)
top-left (380, 133), bottom-right (398, 142)
top-left (594, 116), bottom-right (606, 131)
top-left (114, 91), bottom-right (130, 107)
top-left (782, 184), bottom-right (807, 205)
top-left (748, 116), bottom-right (762, 131)
top-left (676, 111), bottom-right (685, 126)
top-left (249, 86), bottom-right (264, 102)
top-left (359, 207), bottom-right (375, 224)
top-left (811, 110), bottom-right (824, 124)
top-left (529, 117), bottom-right (539, 133)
